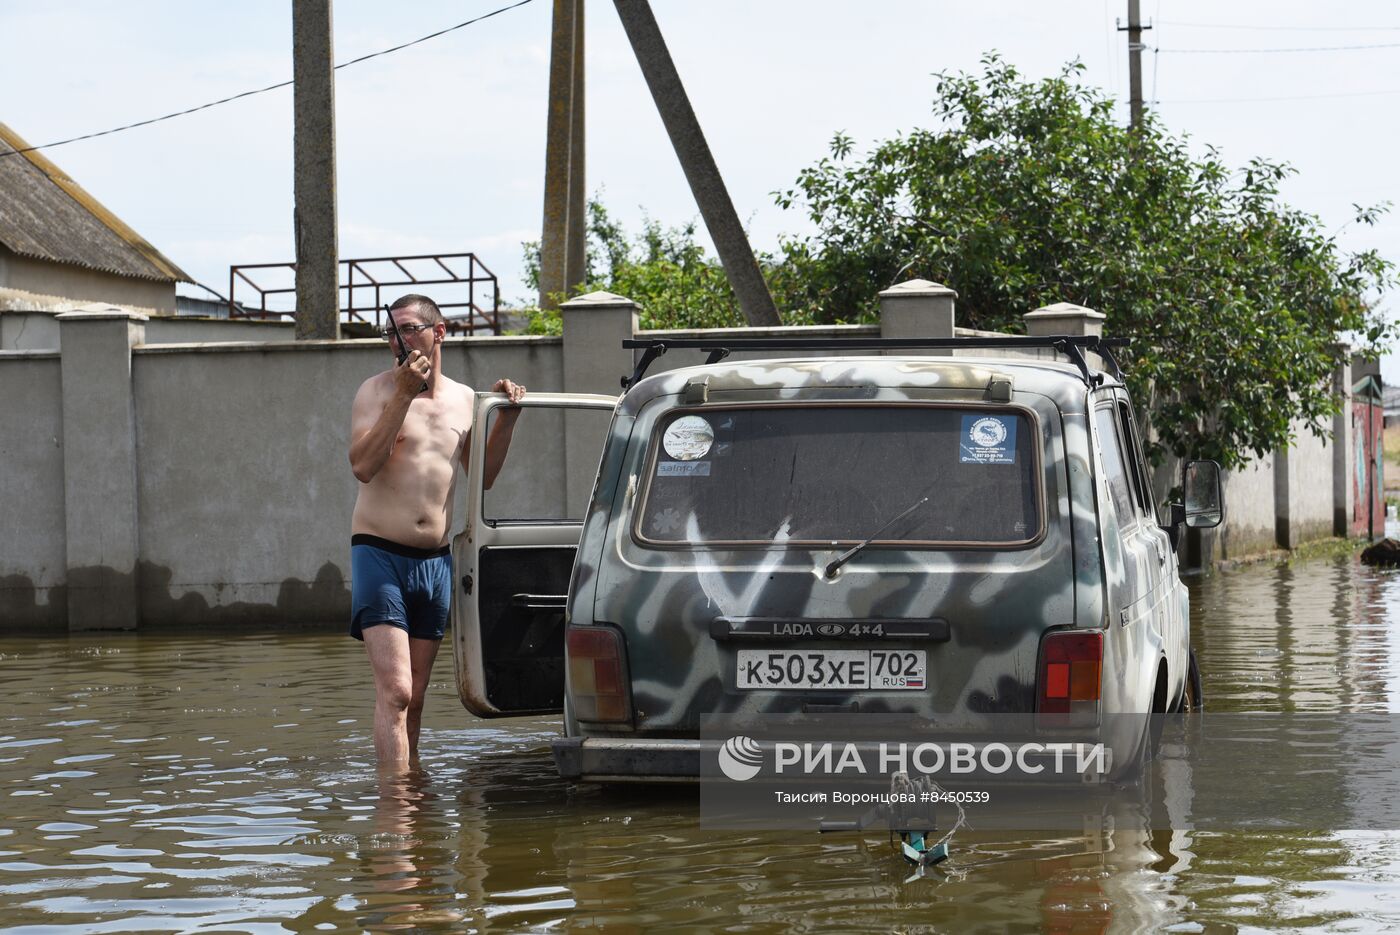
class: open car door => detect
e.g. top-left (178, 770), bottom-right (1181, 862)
top-left (453, 391), bottom-right (618, 717)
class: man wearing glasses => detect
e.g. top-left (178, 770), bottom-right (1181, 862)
top-left (347, 293), bottom-right (526, 768)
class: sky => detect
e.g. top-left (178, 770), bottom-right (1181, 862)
top-left (3, 0), bottom-right (1398, 377)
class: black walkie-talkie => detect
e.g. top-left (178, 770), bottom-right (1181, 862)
top-left (384, 305), bottom-right (428, 393)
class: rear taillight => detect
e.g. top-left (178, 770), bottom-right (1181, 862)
top-left (1037, 630), bottom-right (1102, 715)
top-left (567, 625), bottom-right (632, 723)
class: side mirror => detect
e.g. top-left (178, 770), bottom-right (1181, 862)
top-left (1184, 460), bottom-right (1223, 529)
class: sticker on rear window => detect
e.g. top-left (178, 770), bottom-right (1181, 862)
top-left (658, 461), bottom-right (711, 477)
top-left (663, 415), bottom-right (714, 461)
top-left (960, 415), bottom-right (1016, 464)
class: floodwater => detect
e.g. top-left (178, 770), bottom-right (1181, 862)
top-left (4, 553), bottom-right (1400, 933)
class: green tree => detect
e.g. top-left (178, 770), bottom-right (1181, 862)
top-left (521, 201), bottom-right (811, 333)
top-left (774, 54), bottom-right (1394, 468)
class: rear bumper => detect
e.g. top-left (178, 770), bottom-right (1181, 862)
top-left (551, 736), bottom-right (706, 782)
top-left (551, 735), bottom-right (1120, 783)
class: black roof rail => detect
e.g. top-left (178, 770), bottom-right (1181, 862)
top-left (620, 335), bottom-right (1129, 390)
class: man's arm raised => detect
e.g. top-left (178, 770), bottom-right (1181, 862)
top-left (481, 379), bottom-right (526, 491)
top-left (348, 352), bottom-right (428, 483)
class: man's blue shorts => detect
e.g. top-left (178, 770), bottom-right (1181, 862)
top-left (350, 534), bottom-right (453, 641)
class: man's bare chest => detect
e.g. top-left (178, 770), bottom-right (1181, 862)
top-left (394, 401), bottom-right (471, 462)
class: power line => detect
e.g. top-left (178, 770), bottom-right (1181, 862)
top-left (1149, 0), bottom-right (1162, 105)
top-left (1159, 88), bottom-right (1400, 104)
top-left (1102, 0), bottom-right (1117, 96)
top-left (0, 0), bottom-right (536, 159)
top-left (1158, 19), bottom-right (1400, 32)
top-left (1158, 40), bottom-right (1400, 54)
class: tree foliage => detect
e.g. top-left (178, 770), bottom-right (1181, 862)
top-left (774, 54), bottom-right (1394, 468)
top-left (522, 201), bottom-right (816, 333)
top-left (518, 57), bottom-right (1392, 468)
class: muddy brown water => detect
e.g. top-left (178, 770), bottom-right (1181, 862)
top-left (4, 552), bottom-right (1400, 932)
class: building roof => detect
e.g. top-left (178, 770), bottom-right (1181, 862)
top-left (0, 122), bottom-right (190, 283)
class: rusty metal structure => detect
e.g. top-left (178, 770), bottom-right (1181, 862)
top-left (229, 252), bottom-right (501, 334)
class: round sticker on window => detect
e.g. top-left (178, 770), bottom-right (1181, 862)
top-left (663, 415), bottom-right (714, 461)
top-left (969, 417), bottom-right (1008, 448)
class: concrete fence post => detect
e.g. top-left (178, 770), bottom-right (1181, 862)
top-left (1274, 448), bottom-right (1293, 550)
top-left (1024, 302), bottom-right (1108, 367)
top-left (878, 280), bottom-right (956, 349)
top-left (561, 291), bottom-right (637, 515)
top-left (56, 306), bottom-right (146, 630)
top-left (561, 290), bottom-right (639, 395)
top-left (1023, 302), bottom-right (1106, 337)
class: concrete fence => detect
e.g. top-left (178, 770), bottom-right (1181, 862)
top-left (1, 308), bottom-right (295, 351)
top-left (0, 281), bottom-right (1371, 630)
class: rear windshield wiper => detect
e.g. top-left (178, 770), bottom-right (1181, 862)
top-left (823, 497), bottom-right (929, 579)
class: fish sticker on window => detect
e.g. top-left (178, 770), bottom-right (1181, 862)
top-left (662, 415), bottom-right (714, 461)
top-left (960, 414), bottom-right (1016, 464)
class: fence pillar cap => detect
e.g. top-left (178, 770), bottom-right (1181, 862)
top-left (560, 291), bottom-right (638, 310)
top-left (879, 279), bottom-right (957, 299)
top-left (1024, 302), bottom-right (1105, 321)
top-left (56, 304), bottom-right (149, 322)
top-left (1024, 303), bottom-right (1105, 337)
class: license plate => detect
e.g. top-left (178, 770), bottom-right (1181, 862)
top-left (735, 650), bottom-right (927, 690)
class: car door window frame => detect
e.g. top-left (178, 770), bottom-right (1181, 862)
top-left (1114, 397), bottom-right (1158, 524)
top-left (1093, 403), bottom-right (1140, 532)
top-left (478, 398), bottom-right (616, 527)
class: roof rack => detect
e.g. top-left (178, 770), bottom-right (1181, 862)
top-left (620, 335), bottom-right (1129, 390)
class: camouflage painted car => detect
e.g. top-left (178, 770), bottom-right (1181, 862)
top-left (452, 337), bottom-right (1223, 782)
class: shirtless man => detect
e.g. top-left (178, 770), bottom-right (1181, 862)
top-left (348, 293), bottom-right (525, 768)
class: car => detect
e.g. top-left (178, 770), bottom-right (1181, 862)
top-left (451, 335), bottom-right (1223, 783)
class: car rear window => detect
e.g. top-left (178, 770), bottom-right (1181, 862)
top-left (636, 405), bottom-right (1041, 546)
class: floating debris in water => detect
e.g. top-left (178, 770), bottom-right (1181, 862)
top-left (817, 771), bottom-right (965, 882)
top-left (1361, 538), bottom-right (1400, 567)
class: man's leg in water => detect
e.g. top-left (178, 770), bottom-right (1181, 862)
top-left (363, 625), bottom-right (414, 767)
top-left (405, 637), bottom-right (442, 758)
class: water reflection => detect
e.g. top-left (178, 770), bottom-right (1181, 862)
top-left (359, 769), bottom-right (454, 929)
top-left (1, 550), bottom-right (1400, 930)
top-left (1192, 554), bottom-right (1399, 713)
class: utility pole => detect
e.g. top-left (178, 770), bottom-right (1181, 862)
top-left (613, 0), bottom-right (780, 326)
top-left (1118, 0), bottom-right (1151, 131)
top-left (539, 0), bottom-right (586, 310)
top-left (292, 0), bottom-right (340, 339)
top-left (567, 0), bottom-right (586, 294)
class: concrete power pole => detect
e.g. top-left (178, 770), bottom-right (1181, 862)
top-left (613, 0), bottom-right (780, 327)
top-left (292, 0), bottom-right (340, 339)
top-left (1119, 0), bottom-right (1151, 131)
top-left (539, 0), bottom-right (586, 310)
top-left (567, 0), bottom-right (586, 295)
